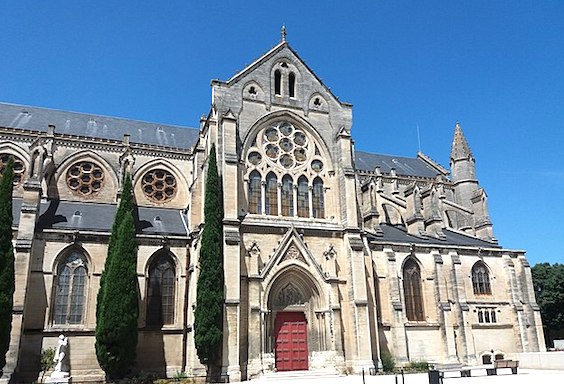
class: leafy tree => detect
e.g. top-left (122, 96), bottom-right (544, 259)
top-left (95, 173), bottom-right (139, 379)
top-left (0, 157), bottom-right (15, 373)
top-left (194, 145), bottom-right (224, 369)
top-left (532, 262), bottom-right (564, 347)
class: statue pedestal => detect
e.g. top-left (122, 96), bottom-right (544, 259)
top-left (46, 372), bottom-right (70, 384)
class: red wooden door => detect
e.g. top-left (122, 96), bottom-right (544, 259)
top-left (275, 312), bottom-right (308, 371)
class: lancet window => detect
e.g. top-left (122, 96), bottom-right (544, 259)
top-left (146, 253), bottom-right (176, 326)
top-left (245, 120), bottom-right (327, 219)
top-left (403, 258), bottom-right (424, 321)
top-left (53, 251), bottom-right (88, 325)
top-left (472, 261), bottom-right (491, 295)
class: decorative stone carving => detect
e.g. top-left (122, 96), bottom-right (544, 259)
top-left (277, 283), bottom-right (303, 307)
top-left (324, 244), bottom-right (337, 277)
top-left (279, 244), bottom-right (307, 264)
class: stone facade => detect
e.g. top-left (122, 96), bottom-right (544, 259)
top-left (0, 38), bottom-right (545, 383)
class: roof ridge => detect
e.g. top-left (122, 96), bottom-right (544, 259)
top-left (0, 101), bottom-right (197, 130)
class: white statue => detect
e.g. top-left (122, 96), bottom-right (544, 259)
top-left (50, 334), bottom-right (69, 379)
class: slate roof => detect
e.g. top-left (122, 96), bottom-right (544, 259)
top-left (354, 151), bottom-right (443, 178)
top-left (369, 223), bottom-right (500, 248)
top-left (12, 198), bottom-right (22, 226)
top-left (0, 101), bottom-right (450, 179)
top-left (31, 199), bottom-right (187, 236)
top-left (0, 102), bottom-right (200, 149)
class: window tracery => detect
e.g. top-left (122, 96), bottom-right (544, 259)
top-left (0, 153), bottom-right (26, 185)
top-left (147, 253), bottom-right (175, 326)
top-left (66, 161), bottom-right (104, 196)
top-left (262, 122), bottom-right (310, 170)
top-left (142, 168), bottom-right (177, 203)
top-left (245, 120), bottom-right (327, 219)
top-left (53, 251), bottom-right (88, 325)
top-left (472, 261), bottom-right (491, 295)
top-left (403, 258), bottom-right (424, 321)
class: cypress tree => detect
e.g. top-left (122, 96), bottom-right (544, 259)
top-left (0, 157), bottom-right (14, 373)
top-left (96, 174), bottom-right (133, 317)
top-left (194, 145), bottom-right (224, 368)
top-left (95, 173), bottom-right (138, 380)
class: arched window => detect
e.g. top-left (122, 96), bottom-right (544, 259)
top-left (403, 258), bottom-right (424, 321)
top-left (248, 171), bottom-right (262, 214)
top-left (274, 70), bottom-right (282, 95)
top-left (265, 172), bottom-right (278, 215)
top-left (288, 72), bottom-right (296, 98)
top-left (312, 177), bottom-right (324, 218)
top-left (281, 175), bottom-right (294, 216)
top-left (147, 253), bottom-right (176, 326)
top-left (297, 176), bottom-right (309, 217)
top-left (472, 261), bottom-right (491, 295)
top-left (53, 251), bottom-right (88, 325)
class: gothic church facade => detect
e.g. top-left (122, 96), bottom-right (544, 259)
top-left (0, 38), bottom-right (545, 382)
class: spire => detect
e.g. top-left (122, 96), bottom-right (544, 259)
top-left (450, 121), bottom-right (473, 162)
top-left (281, 25), bottom-right (287, 42)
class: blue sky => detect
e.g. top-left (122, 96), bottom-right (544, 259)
top-left (1, 1), bottom-right (563, 265)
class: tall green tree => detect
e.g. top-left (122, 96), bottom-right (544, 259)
top-left (532, 262), bottom-right (564, 347)
top-left (95, 173), bottom-right (139, 380)
top-left (0, 157), bottom-right (15, 373)
top-left (96, 174), bottom-right (134, 317)
top-left (194, 145), bottom-right (224, 369)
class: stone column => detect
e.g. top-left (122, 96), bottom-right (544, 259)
top-left (345, 234), bottom-right (374, 373)
top-left (2, 179), bottom-right (42, 382)
top-left (384, 248), bottom-right (408, 363)
top-left (432, 251), bottom-right (457, 361)
top-left (221, 113), bottom-right (241, 381)
top-left (246, 242), bottom-right (263, 377)
top-left (450, 252), bottom-right (476, 364)
top-left (517, 256), bottom-right (546, 352)
top-left (504, 256), bottom-right (529, 352)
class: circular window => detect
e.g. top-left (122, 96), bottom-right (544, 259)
top-left (261, 121), bottom-right (310, 169)
top-left (66, 161), bottom-right (104, 196)
top-left (248, 151), bottom-right (262, 165)
top-left (0, 153), bottom-right (26, 185)
top-left (311, 159), bottom-right (324, 172)
top-left (142, 169), bottom-right (177, 203)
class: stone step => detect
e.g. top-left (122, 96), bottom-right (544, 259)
top-left (257, 369), bottom-right (344, 382)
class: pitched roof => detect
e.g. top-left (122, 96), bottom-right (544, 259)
top-left (370, 223), bottom-right (500, 248)
top-left (34, 199), bottom-right (188, 236)
top-left (0, 102), bottom-right (199, 149)
top-left (354, 151), bottom-right (444, 178)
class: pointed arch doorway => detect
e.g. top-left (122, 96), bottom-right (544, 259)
top-left (275, 311), bottom-right (308, 371)
top-left (267, 266), bottom-right (324, 372)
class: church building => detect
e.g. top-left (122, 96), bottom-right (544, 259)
top-left (0, 35), bottom-right (545, 382)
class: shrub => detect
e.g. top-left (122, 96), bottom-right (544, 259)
top-left (405, 360), bottom-right (429, 372)
top-left (381, 350), bottom-right (395, 372)
top-left (40, 347), bottom-right (56, 381)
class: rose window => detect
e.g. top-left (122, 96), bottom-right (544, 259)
top-left (0, 153), bottom-right (26, 185)
top-left (260, 121), bottom-right (310, 169)
top-left (66, 161), bottom-right (104, 196)
top-left (142, 169), bottom-right (177, 203)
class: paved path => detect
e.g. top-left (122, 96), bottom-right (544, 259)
top-left (246, 369), bottom-right (564, 384)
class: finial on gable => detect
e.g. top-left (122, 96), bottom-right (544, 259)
top-left (281, 25), bottom-right (287, 42)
